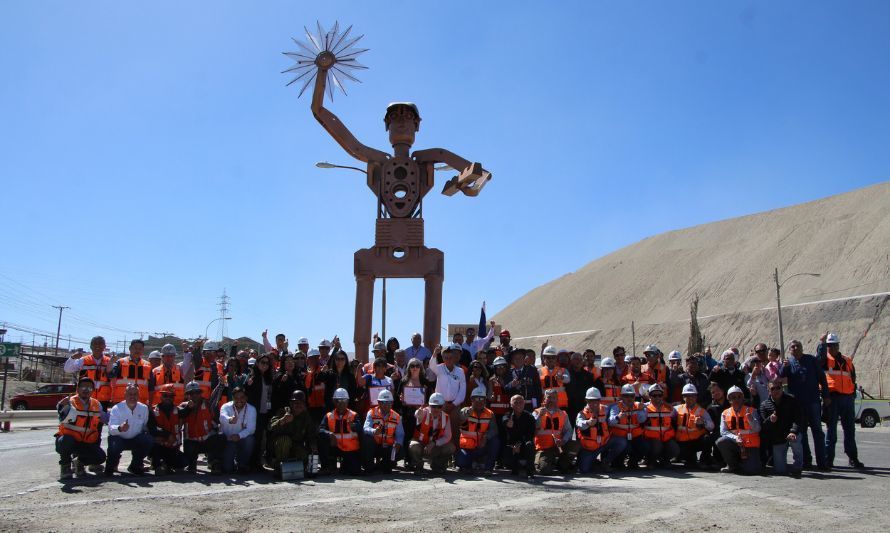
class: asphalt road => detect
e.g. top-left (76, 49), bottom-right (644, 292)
top-left (0, 425), bottom-right (888, 532)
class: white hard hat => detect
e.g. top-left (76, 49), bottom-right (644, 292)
top-left (185, 381), bottom-right (202, 394)
top-left (203, 341), bottom-right (221, 352)
top-left (429, 392), bottom-right (445, 406)
top-left (492, 356), bottom-right (508, 366)
top-left (445, 343), bottom-right (463, 353)
top-left (372, 341), bottom-right (386, 351)
top-left (727, 385), bottom-right (744, 397)
top-left (148, 350), bottom-right (162, 360)
top-left (826, 333), bottom-right (839, 344)
top-left (643, 344), bottom-right (659, 354)
top-left (161, 344), bottom-right (177, 356)
top-left (648, 383), bottom-right (664, 395)
top-left (600, 357), bottom-right (616, 368)
top-left (307, 348), bottom-right (321, 357)
top-left (248, 357), bottom-right (256, 366)
top-left (318, 339), bottom-right (332, 348)
top-left (542, 345), bottom-right (558, 357)
top-left (333, 388), bottom-right (350, 401)
top-left (585, 387), bottom-right (602, 400)
top-left (377, 389), bottom-right (394, 403)
top-left (668, 350), bottom-right (682, 361)
top-left (297, 337), bottom-right (309, 345)
top-left (470, 386), bottom-right (487, 398)
top-left (620, 384), bottom-right (636, 396)
top-left (682, 384), bottom-right (698, 395)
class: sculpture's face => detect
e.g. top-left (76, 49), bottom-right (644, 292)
top-left (386, 106), bottom-right (418, 146)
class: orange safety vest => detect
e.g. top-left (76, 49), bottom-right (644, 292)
top-left (489, 378), bottom-right (510, 414)
top-left (305, 368), bottom-right (326, 408)
top-left (325, 409), bottom-right (360, 452)
top-left (586, 365), bottom-right (602, 380)
top-left (111, 358), bottom-right (152, 403)
top-left (602, 383), bottom-right (621, 406)
top-left (722, 406), bottom-right (760, 448)
top-left (413, 408), bottom-right (449, 446)
top-left (643, 402), bottom-right (675, 442)
top-left (576, 404), bottom-right (610, 451)
top-left (57, 396), bottom-right (103, 443)
top-left (643, 362), bottom-right (667, 386)
top-left (78, 354), bottom-right (111, 402)
top-left (152, 365), bottom-right (185, 406)
top-left (183, 400), bottom-right (216, 441)
top-left (367, 406), bottom-right (401, 447)
top-left (534, 408), bottom-right (569, 451)
top-left (675, 404), bottom-right (707, 442)
top-left (825, 354), bottom-right (855, 395)
top-left (621, 371), bottom-right (649, 396)
top-left (611, 401), bottom-right (643, 439)
top-left (153, 405), bottom-right (182, 447)
top-left (540, 366), bottom-right (568, 408)
top-left (459, 408), bottom-right (493, 450)
top-left (195, 358), bottom-right (224, 400)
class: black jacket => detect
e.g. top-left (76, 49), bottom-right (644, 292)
top-left (758, 392), bottom-right (804, 445)
top-left (709, 365), bottom-right (749, 399)
top-left (566, 368), bottom-right (595, 419)
top-left (501, 410), bottom-right (536, 447)
top-left (504, 365), bottom-right (542, 409)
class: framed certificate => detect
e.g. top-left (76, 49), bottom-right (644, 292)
top-left (369, 386), bottom-right (387, 406)
top-left (403, 386), bottom-right (426, 406)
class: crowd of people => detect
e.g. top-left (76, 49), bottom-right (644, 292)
top-left (54, 323), bottom-right (866, 482)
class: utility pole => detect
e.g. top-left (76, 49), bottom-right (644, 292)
top-left (381, 278), bottom-right (387, 342)
top-left (52, 305), bottom-right (69, 358)
top-left (773, 268), bottom-right (785, 358)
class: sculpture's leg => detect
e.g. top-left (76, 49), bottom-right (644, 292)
top-left (354, 274), bottom-right (375, 364)
top-left (423, 273), bottom-right (443, 353)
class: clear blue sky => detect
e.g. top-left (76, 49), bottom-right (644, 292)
top-left (2, 1), bottom-right (889, 351)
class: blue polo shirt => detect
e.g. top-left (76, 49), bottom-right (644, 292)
top-left (780, 354), bottom-right (827, 404)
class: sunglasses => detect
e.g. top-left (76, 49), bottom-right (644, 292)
top-left (755, 349), bottom-right (768, 353)
top-left (430, 405), bottom-right (443, 409)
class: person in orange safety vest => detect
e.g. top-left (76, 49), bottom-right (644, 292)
top-left (55, 376), bottom-right (107, 480)
top-left (318, 387), bottom-right (362, 475)
top-left (456, 386), bottom-right (499, 474)
top-left (361, 388), bottom-right (403, 474)
top-left (716, 385), bottom-right (762, 475)
top-left (819, 332), bottom-right (864, 469)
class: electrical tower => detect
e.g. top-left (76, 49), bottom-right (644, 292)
top-left (218, 289), bottom-right (230, 340)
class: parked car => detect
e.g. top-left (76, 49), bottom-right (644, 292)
top-left (855, 388), bottom-right (890, 428)
top-left (9, 383), bottom-right (75, 410)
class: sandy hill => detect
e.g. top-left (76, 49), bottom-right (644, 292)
top-left (494, 181), bottom-right (890, 394)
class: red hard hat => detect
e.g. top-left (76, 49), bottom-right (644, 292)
top-left (499, 329), bottom-right (511, 338)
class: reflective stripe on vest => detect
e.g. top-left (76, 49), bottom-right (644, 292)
top-left (643, 403), bottom-right (675, 442)
top-left (540, 367), bottom-right (568, 408)
top-left (368, 407), bottom-right (401, 446)
top-left (183, 401), bottom-right (215, 441)
top-left (79, 355), bottom-right (111, 400)
top-left (459, 408), bottom-right (493, 450)
top-left (534, 408), bottom-right (568, 451)
top-left (57, 396), bottom-right (102, 443)
top-left (611, 402), bottom-right (643, 438)
top-left (153, 406), bottom-right (182, 447)
top-left (326, 410), bottom-right (359, 451)
top-left (152, 365), bottom-right (185, 406)
top-left (576, 405), bottom-right (610, 450)
top-left (489, 380), bottom-right (510, 414)
top-left (305, 370), bottom-right (326, 408)
top-left (722, 406), bottom-right (760, 448)
top-left (675, 404), bottom-right (706, 442)
top-left (111, 359), bottom-right (151, 403)
top-left (413, 409), bottom-right (448, 446)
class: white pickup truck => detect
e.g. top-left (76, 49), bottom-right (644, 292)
top-left (855, 389), bottom-right (890, 428)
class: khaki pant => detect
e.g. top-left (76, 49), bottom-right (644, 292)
top-left (534, 441), bottom-right (580, 475)
top-left (409, 440), bottom-right (456, 471)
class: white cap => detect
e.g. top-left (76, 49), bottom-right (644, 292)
top-left (307, 348), bottom-right (321, 357)
top-left (492, 356), bottom-right (508, 366)
top-left (203, 341), bottom-right (221, 352)
top-left (682, 384), bottom-right (698, 395)
top-left (377, 389), bottom-right (394, 403)
top-left (600, 357), bottom-right (616, 368)
top-left (542, 345), bottom-right (558, 357)
top-left (318, 339), bottom-right (332, 348)
top-left (668, 350), bottom-right (682, 361)
top-left (161, 344), bottom-right (177, 356)
top-left (297, 337), bottom-right (309, 345)
top-left (333, 388), bottom-right (350, 400)
top-left (429, 392), bottom-right (445, 406)
top-left (445, 343), bottom-right (463, 353)
top-left (727, 385), bottom-right (744, 397)
top-left (585, 387), bottom-right (602, 400)
top-left (620, 384), bottom-right (636, 396)
top-left (372, 341), bottom-right (386, 351)
top-left (826, 333), bottom-right (839, 344)
top-left (470, 386), bottom-right (487, 398)
top-left (148, 350), bottom-right (162, 360)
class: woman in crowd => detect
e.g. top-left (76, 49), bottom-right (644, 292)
top-left (245, 353), bottom-right (275, 469)
top-left (396, 357), bottom-right (431, 468)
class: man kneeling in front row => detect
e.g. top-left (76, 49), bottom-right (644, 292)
top-left (56, 377), bottom-right (107, 479)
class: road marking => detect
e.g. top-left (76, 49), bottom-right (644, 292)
top-left (858, 440), bottom-right (885, 445)
top-left (0, 441), bottom-right (52, 452)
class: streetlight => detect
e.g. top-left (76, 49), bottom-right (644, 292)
top-left (773, 268), bottom-right (820, 356)
top-left (205, 317), bottom-right (232, 340)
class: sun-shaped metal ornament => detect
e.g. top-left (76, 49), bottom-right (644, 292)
top-left (282, 21), bottom-right (369, 99)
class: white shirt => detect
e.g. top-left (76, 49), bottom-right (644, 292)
top-left (219, 401), bottom-right (257, 439)
top-left (426, 361), bottom-right (466, 405)
top-left (108, 401), bottom-right (150, 439)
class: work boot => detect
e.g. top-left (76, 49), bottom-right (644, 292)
top-left (74, 461), bottom-right (86, 477)
top-left (849, 458), bottom-right (866, 469)
top-left (88, 464), bottom-right (104, 474)
top-left (59, 463), bottom-right (74, 480)
top-left (104, 462), bottom-right (118, 477)
top-left (127, 464), bottom-right (146, 476)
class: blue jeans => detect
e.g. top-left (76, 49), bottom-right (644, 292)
top-left (799, 400), bottom-right (826, 467)
top-left (613, 436), bottom-right (648, 465)
top-left (716, 436), bottom-right (761, 474)
top-left (772, 440), bottom-right (803, 474)
top-left (222, 434), bottom-right (255, 473)
top-left (578, 437), bottom-right (627, 473)
top-left (825, 393), bottom-right (858, 464)
top-left (107, 433), bottom-right (154, 470)
top-left (56, 435), bottom-right (106, 466)
top-left (456, 435), bottom-right (500, 471)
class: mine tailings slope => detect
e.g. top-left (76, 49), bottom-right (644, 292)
top-left (494, 181), bottom-right (890, 395)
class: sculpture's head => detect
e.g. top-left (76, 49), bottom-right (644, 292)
top-left (384, 102), bottom-right (420, 147)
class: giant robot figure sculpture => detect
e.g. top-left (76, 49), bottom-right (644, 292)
top-left (284, 23), bottom-right (491, 362)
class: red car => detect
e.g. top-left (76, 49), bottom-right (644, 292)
top-left (9, 383), bottom-right (75, 410)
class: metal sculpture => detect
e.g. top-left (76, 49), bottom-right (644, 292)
top-left (284, 23), bottom-right (492, 362)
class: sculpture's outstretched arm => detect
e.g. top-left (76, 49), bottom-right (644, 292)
top-left (311, 69), bottom-right (389, 163)
top-left (414, 148), bottom-right (492, 197)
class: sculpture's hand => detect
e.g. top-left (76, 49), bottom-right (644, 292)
top-left (441, 162), bottom-right (492, 197)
